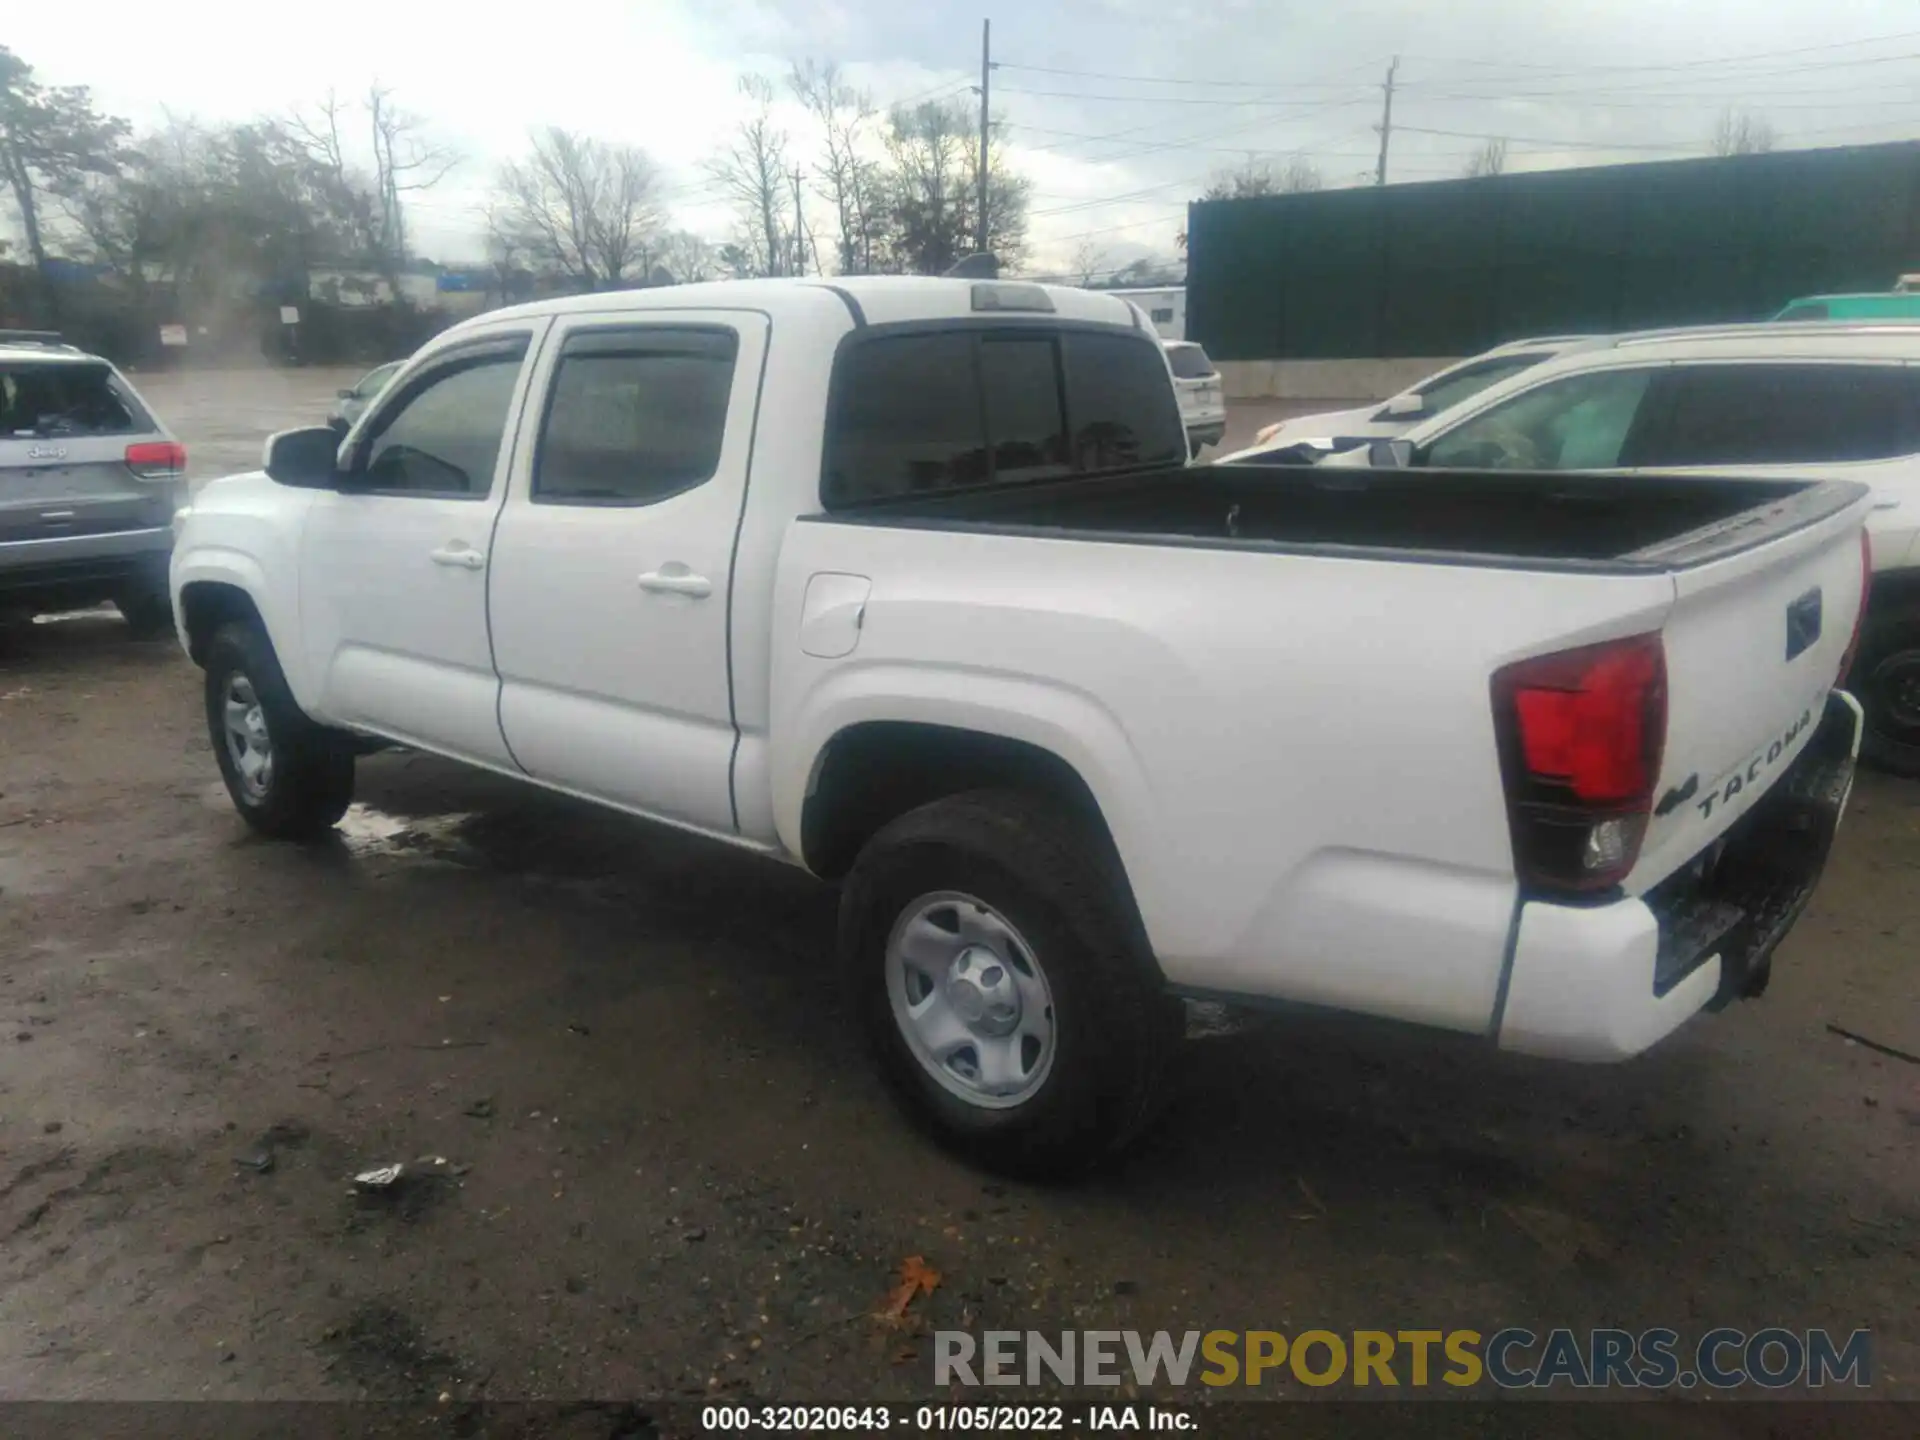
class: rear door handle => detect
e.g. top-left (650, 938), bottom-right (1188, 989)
top-left (638, 569), bottom-right (712, 599)
top-left (429, 544), bottom-right (486, 570)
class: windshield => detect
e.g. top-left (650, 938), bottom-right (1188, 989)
top-left (0, 360), bottom-right (150, 438)
top-left (360, 362), bottom-right (403, 394)
top-left (1410, 352), bottom-right (1553, 417)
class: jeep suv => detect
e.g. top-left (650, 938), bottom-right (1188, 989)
top-left (0, 331), bottom-right (185, 636)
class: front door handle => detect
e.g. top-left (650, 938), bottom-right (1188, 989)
top-left (638, 569), bottom-right (712, 599)
top-left (1872, 495), bottom-right (1901, 511)
top-left (429, 544), bottom-right (486, 570)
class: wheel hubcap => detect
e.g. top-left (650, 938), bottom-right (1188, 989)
top-left (1872, 649), bottom-right (1920, 733)
top-left (222, 673), bottom-right (274, 800)
top-left (886, 892), bottom-right (1056, 1109)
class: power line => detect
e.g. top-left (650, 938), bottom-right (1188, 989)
top-left (1392, 124), bottom-right (1695, 152)
top-left (1398, 28), bottom-right (1920, 75)
top-left (991, 57), bottom-right (1392, 90)
top-left (995, 85), bottom-right (1374, 106)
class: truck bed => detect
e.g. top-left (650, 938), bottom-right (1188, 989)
top-left (819, 463), bottom-right (1859, 571)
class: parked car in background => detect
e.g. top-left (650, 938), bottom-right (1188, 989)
top-left (0, 330), bottom-right (186, 636)
top-left (1220, 335), bottom-right (1592, 464)
top-left (1775, 293), bottom-right (1920, 322)
top-left (327, 359), bottom-right (406, 432)
top-left (171, 277), bottom-right (1869, 1174)
top-left (1163, 340), bottom-right (1225, 450)
top-left (1325, 319), bottom-right (1920, 775)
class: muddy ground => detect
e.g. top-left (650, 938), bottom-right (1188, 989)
top-left (2, 368), bottom-right (1918, 1423)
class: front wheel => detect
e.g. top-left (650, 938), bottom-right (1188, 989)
top-left (840, 790), bottom-right (1180, 1178)
top-left (1854, 608), bottom-right (1920, 779)
top-left (205, 621), bottom-right (355, 839)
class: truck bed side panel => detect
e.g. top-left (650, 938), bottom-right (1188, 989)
top-left (771, 523), bottom-right (1678, 1034)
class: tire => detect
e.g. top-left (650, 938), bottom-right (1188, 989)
top-left (115, 588), bottom-right (175, 641)
top-left (1853, 606), bottom-right (1920, 779)
top-left (839, 789), bottom-right (1181, 1179)
top-left (204, 620), bottom-right (355, 839)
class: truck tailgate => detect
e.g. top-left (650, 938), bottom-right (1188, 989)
top-left (1628, 485), bottom-right (1871, 891)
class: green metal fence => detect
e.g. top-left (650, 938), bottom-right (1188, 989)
top-left (1186, 141), bottom-right (1920, 361)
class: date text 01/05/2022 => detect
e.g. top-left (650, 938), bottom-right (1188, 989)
top-left (700, 1405), bottom-right (1193, 1431)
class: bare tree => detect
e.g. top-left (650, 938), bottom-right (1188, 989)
top-left (1713, 109), bottom-right (1776, 157)
top-left (708, 76), bottom-right (790, 279)
top-left (655, 230), bottom-right (718, 285)
top-left (876, 99), bottom-right (1028, 274)
top-left (1463, 137), bottom-right (1509, 178)
top-left (365, 87), bottom-right (460, 281)
top-left (1199, 156), bottom-right (1320, 201)
top-left (790, 59), bottom-right (884, 275)
top-left (284, 90), bottom-right (378, 261)
top-left (1068, 239), bottom-right (1105, 287)
top-left (494, 127), bottom-right (663, 291)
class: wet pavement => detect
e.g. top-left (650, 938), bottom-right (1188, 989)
top-left (1, 371), bottom-right (1918, 1421)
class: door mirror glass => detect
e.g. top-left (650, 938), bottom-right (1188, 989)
top-left (1368, 437), bottom-right (1415, 468)
top-left (263, 426), bottom-right (344, 488)
top-left (1384, 391), bottom-right (1426, 419)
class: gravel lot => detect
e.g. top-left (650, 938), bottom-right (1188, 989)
top-left (2, 366), bottom-right (1919, 1420)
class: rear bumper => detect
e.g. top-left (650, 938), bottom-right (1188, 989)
top-left (0, 528), bottom-right (173, 605)
top-left (1497, 690), bottom-right (1862, 1061)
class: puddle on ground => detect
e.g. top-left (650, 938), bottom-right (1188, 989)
top-left (31, 605), bottom-right (120, 625)
top-left (1184, 999), bottom-right (1268, 1041)
top-left (334, 804), bottom-right (478, 861)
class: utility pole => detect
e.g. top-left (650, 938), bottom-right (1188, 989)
top-left (1374, 55), bottom-right (1399, 187)
top-left (977, 18), bottom-right (992, 255)
top-left (790, 167), bottom-right (808, 276)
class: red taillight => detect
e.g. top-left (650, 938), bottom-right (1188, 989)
top-left (125, 440), bottom-right (186, 479)
top-left (1838, 529), bottom-right (1872, 686)
top-left (1493, 633), bottom-right (1668, 894)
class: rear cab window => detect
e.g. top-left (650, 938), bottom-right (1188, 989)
top-left (823, 325), bottom-right (1186, 508)
top-left (1, 359), bottom-right (152, 439)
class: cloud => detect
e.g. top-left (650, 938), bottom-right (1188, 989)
top-left (7, 0), bottom-right (1919, 269)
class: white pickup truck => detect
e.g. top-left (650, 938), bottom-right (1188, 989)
top-left (172, 277), bottom-right (1872, 1175)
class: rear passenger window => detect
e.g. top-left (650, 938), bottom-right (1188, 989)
top-left (536, 327), bottom-right (739, 504)
top-left (1641, 364), bottom-right (1920, 466)
top-left (822, 327), bottom-right (1185, 507)
top-left (824, 334), bottom-right (987, 504)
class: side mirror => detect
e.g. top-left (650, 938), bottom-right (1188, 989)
top-left (264, 426), bottom-right (344, 488)
top-left (1368, 437), bottom-right (1415, 469)
top-left (336, 388), bottom-right (356, 400)
top-left (1383, 392), bottom-right (1427, 419)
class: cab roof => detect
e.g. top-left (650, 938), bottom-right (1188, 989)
top-left (459, 275), bottom-right (1147, 336)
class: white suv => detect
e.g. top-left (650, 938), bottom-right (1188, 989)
top-left (1223, 334), bottom-right (1593, 462)
top-left (1328, 320), bottom-right (1920, 774)
top-left (1163, 340), bottom-right (1225, 450)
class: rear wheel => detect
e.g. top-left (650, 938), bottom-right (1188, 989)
top-left (840, 790), bottom-right (1180, 1178)
top-left (205, 621), bottom-right (355, 839)
top-left (1855, 607), bottom-right (1920, 779)
top-left (115, 588), bottom-right (175, 641)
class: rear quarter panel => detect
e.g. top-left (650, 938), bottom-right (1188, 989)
top-left (771, 521), bottom-right (1678, 1033)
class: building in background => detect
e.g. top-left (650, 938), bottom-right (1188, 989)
top-left (1105, 286), bottom-right (1185, 340)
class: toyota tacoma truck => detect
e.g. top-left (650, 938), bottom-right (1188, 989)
top-left (170, 277), bottom-right (1872, 1175)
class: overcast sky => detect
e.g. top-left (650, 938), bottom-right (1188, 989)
top-left (10, 0), bottom-right (1920, 274)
